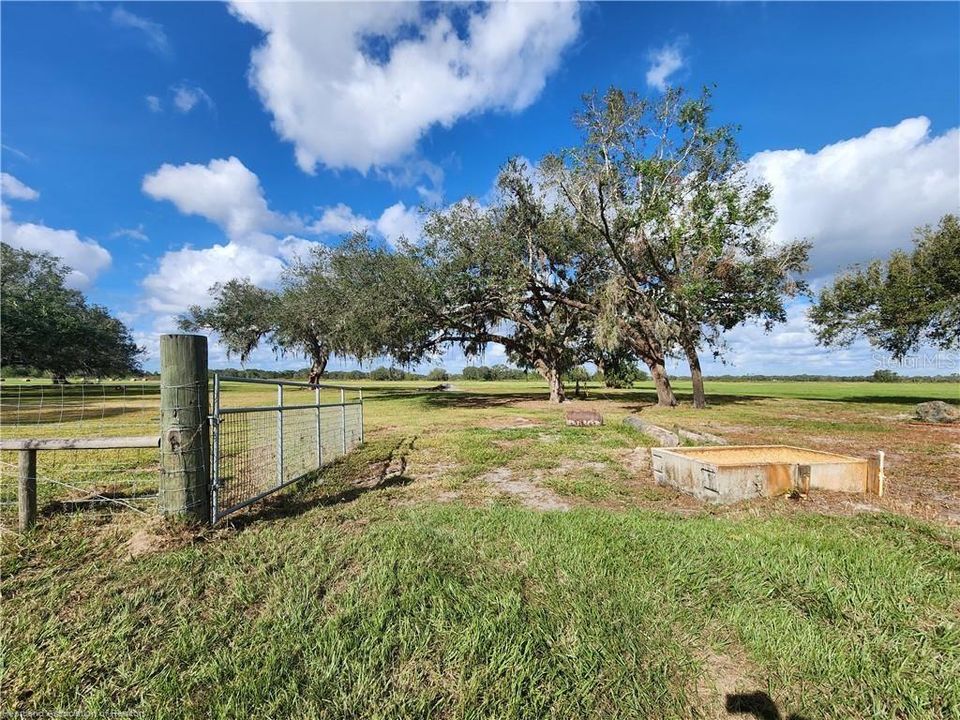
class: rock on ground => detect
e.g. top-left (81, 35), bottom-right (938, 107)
top-left (624, 416), bottom-right (680, 447)
top-left (915, 401), bottom-right (960, 424)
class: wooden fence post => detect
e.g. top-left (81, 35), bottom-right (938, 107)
top-left (159, 334), bottom-right (210, 522)
top-left (18, 449), bottom-right (37, 531)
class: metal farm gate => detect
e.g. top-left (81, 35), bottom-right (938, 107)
top-left (210, 375), bottom-right (363, 522)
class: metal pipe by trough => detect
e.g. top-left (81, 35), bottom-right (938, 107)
top-left (650, 445), bottom-right (884, 503)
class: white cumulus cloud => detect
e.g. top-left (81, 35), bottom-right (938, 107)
top-left (309, 201), bottom-right (422, 246)
top-left (2, 174), bottom-right (110, 288)
top-left (1, 172), bottom-right (39, 201)
top-left (749, 117), bottom-right (960, 276)
top-left (2, 216), bottom-right (111, 289)
top-left (140, 157), bottom-right (328, 321)
top-left (141, 242), bottom-right (286, 314)
top-left (646, 40), bottom-right (686, 91)
top-left (142, 156), bottom-right (285, 246)
top-left (310, 203), bottom-right (372, 236)
top-left (375, 202), bottom-right (422, 246)
top-left (229, 1), bottom-right (580, 174)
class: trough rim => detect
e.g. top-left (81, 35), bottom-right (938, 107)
top-left (650, 444), bottom-right (867, 467)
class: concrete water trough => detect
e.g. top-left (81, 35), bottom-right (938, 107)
top-left (650, 445), bottom-right (884, 503)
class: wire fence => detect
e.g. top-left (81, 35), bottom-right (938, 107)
top-left (212, 377), bottom-right (363, 521)
top-left (0, 375), bottom-right (365, 528)
top-left (0, 382), bottom-right (162, 526)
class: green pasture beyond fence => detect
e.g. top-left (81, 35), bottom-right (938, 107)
top-left (0, 334), bottom-right (364, 531)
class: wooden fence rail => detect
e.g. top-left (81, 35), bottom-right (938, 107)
top-left (1, 435), bottom-right (160, 531)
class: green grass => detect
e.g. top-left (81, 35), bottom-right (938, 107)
top-left (2, 380), bottom-right (960, 718)
top-left (3, 480), bottom-right (957, 718)
top-left (542, 469), bottom-right (622, 501)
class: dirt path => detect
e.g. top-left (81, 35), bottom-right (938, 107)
top-left (479, 467), bottom-right (570, 511)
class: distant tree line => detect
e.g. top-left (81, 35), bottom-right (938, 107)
top-left (672, 371), bottom-right (959, 383)
top-left (460, 365), bottom-right (531, 381)
top-left (205, 367), bottom-right (957, 384)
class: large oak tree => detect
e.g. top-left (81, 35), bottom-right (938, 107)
top-left (180, 235), bottom-right (423, 384)
top-left (810, 214), bottom-right (960, 359)
top-left (407, 160), bottom-right (590, 402)
top-left (1, 243), bottom-right (142, 379)
top-left (542, 87), bottom-right (809, 407)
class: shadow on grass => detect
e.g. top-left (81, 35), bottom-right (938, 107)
top-left (0, 406), bottom-right (155, 427)
top-left (41, 489), bottom-right (155, 516)
top-left (397, 387), bottom-right (760, 412)
top-left (726, 691), bottom-right (808, 720)
top-left (365, 387), bottom-right (666, 410)
top-left (370, 388), bottom-right (538, 408)
top-left (224, 473), bottom-right (413, 530)
top-left (223, 436), bottom-right (417, 530)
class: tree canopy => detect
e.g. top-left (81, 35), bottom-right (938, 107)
top-left (0, 243), bottom-right (142, 379)
top-left (179, 86), bottom-right (811, 408)
top-left (810, 214), bottom-right (960, 359)
top-left (401, 159), bottom-right (590, 401)
top-left (179, 235), bottom-right (417, 383)
top-left (540, 87), bottom-right (809, 406)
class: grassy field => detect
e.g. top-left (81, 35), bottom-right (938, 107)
top-left (2, 378), bottom-right (959, 718)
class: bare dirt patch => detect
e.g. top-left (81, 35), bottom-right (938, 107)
top-left (124, 518), bottom-right (198, 559)
top-left (617, 447), bottom-right (650, 474)
top-left (355, 436), bottom-right (415, 489)
top-left (555, 459), bottom-right (608, 474)
top-left (483, 416), bottom-right (543, 430)
top-left (694, 645), bottom-right (758, 718)
top-left (479, 467), bottom-right (570, 511)
top-left (691, 642), bottom-right (798, 720)
top-left (412, 461), bottom-right (457, 483)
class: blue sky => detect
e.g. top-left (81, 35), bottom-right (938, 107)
top-left (2, 1), bottom-right (958, 376)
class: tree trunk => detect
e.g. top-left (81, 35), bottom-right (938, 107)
top-left (548, 370), bottom-right (565, 403)
top-left (535, 360), bottom-right (565, 403)
top-left (682, 341), bottom-right (706, 409)
top-left (648, 358), bottom-right (677, 407)
top-left (617, 323), bottom-right (676, 407)
top-left (307, 348), bottom-right (330, 386)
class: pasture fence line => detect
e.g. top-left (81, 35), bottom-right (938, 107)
top-left (0, 380), bottom-right (162, 529)
top-left (0, 334), bottom-right (365, 531)
top-left (210, 374), bottom-right (364, 522)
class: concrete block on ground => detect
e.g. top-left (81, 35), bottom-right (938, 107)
top-left (624, 416), bottom-right (679, 446)
top-left (651, 445), bottom-right (872, 503)
top-left (676, 427), bottom-right (728, 445)
top-left (566, 410), bottom-right (603, 426)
